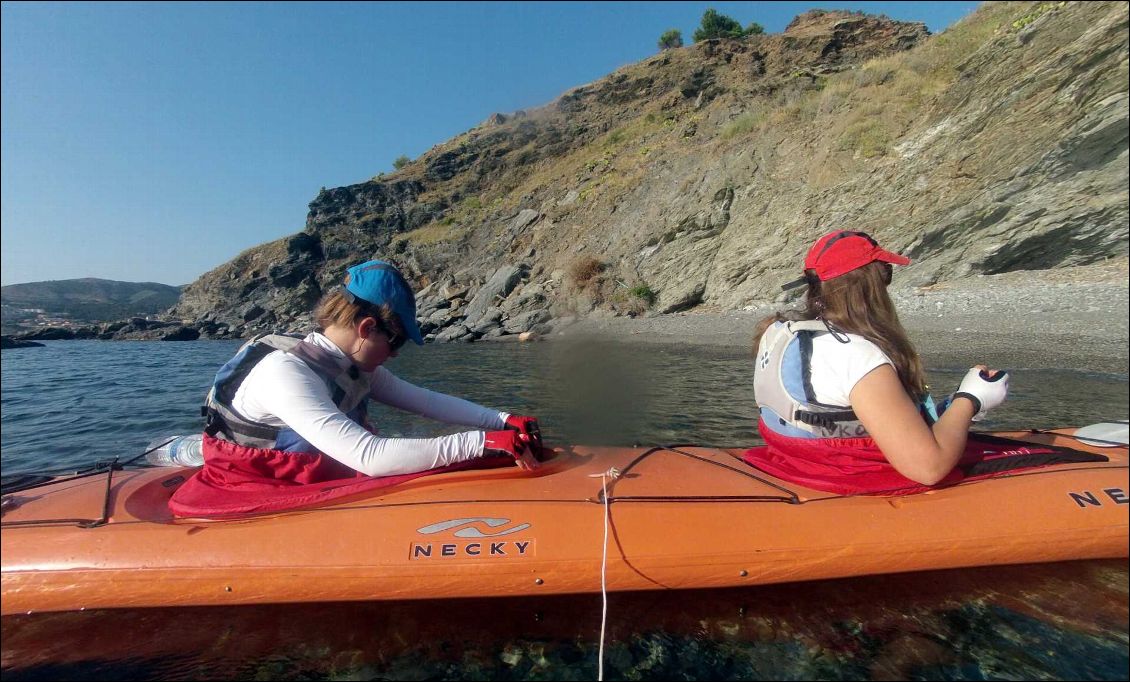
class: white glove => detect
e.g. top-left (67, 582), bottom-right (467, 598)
top-left (954, 367), bottom-right (1009, 421)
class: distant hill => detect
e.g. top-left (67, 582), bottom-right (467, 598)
top-left (1, 278), bottom-right (183, 329)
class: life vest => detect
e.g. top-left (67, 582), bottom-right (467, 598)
top-left (754, 320), bottom-right (871, 439)
top-left (202, 334), bottom-right (373, 452)
top-left (749, 320), bottom-right (955, 494)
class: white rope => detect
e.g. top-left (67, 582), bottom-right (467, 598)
top-left (588, 466), bottom-right (620, 681)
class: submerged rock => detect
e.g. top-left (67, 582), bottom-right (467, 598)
top-left (1, 336), bottom-right (45, 349)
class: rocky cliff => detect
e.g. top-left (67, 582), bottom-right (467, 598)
top-left (170, 1), bottom-right (1128, 342)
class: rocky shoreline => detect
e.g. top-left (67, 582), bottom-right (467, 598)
top-left (5, 317), bottom-right (202, 343)
top-left (7, 259), bottom-right (1127, 376)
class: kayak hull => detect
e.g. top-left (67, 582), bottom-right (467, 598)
top-left (2, 430), bottom-right (1126, 615)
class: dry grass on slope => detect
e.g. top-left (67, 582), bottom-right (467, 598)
top-left (712, 2), bottom-right (1051, 167)
top-left (389, 3), bottom-right (1085, 255)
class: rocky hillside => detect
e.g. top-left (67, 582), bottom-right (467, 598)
top-left (170, 1), bottom-right (1128, 342)
top-left (2, 278), bottom-right (182, 332)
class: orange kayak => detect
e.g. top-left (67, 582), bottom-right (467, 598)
top-left (2, 428), bottom-right (1126, 616)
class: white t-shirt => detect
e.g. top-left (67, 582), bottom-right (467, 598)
top-left (230, 333), bottom-right (507, 477)
top-left (807, 332), bottom-right (894, 406)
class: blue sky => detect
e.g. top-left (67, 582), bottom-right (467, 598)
top-left (1, 1), bottom-right (980, 287)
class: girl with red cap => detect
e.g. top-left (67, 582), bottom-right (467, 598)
top-left (749, 231), bottom-right (1010, 493)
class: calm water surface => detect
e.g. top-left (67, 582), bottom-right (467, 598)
top-left (1, 339), bottom-right (1127, 680)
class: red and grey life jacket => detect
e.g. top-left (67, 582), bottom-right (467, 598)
top-left (202, 334), bottom-right (372, 452)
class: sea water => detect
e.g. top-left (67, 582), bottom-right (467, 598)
top-left (1, 339), bottom-right (1127, 680)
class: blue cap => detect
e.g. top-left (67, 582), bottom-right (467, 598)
top-left (343, 260), bottom-right (424, 345)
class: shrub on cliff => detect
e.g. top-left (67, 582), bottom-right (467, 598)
top-left (393, 155), bottom-right (411, 170)
top-left (568, 256), bottom-right (605, 287)
top-left (629, 283), bottom-right (657, 306)
top-left (693, 9), bottom-right (755, 42)
top-left (658, 29), bottom-right (683, 50)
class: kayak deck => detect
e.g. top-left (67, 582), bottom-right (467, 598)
top-left (2, 429), bottom-right (1126, 614)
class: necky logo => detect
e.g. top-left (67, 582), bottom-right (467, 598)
top-left (410, 517), bottom-right (534, 560)
top-left (416, 517), bottom-right (531, 538)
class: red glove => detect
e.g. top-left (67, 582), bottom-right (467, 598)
top-left (504, 415), bottom-right (543, 450)
top-left (484, 429), bottom-right (523, 458)
top-left (484, 430), bottom-right (537, 470)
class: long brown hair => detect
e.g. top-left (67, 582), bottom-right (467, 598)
top-left (753, 261), bottom-right (927, 399)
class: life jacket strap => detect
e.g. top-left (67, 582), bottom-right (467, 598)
top-left (793, 408), bottom-right (859, 432)
top-left (204, 407), bottom-right (280, 445)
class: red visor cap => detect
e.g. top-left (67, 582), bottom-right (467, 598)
top-left (804, 230), bottom-right (911, 281)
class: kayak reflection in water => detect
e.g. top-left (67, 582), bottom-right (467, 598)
top-left (170, 260), bottom-right (541, 517)
top-left (749, 230), bottom-right (1010, 493)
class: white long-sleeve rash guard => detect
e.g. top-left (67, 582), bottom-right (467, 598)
top-left (230, 333), bottom-right (507, 477)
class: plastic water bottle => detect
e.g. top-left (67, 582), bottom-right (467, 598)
top-left (146, 434), bottom-right (205, 467)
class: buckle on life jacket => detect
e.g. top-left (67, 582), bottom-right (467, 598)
top-left (203, 407), bottom-right (280, 444)
top-left (793, 409), bottom-right (858, 432)
top-left (202, 407), bottom-right (231, 439)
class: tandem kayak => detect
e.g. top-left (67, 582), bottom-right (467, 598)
top-left (1, 427), bottom-right (1126, 615)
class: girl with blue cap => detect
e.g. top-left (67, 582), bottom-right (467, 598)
top-left (170, 260), bottom-right (542, 517)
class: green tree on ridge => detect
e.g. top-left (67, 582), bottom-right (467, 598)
top-left (692, 9), bottom-right (764, 42)
top-left (658, 29), bottom-right (683, 50)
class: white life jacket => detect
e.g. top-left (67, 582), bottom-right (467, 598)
top-left (755, 320), bottom-right (940, 440)
top-left (754, 320), bottom-right (871, 440)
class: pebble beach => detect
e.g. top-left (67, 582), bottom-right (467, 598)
top-left (557, 257), bottom-right (1130, 376)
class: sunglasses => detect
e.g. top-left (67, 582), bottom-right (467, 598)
top-left (881, 261), bottom-right (893, 286)
top-left (373, 317), bottom-right (407, 351)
